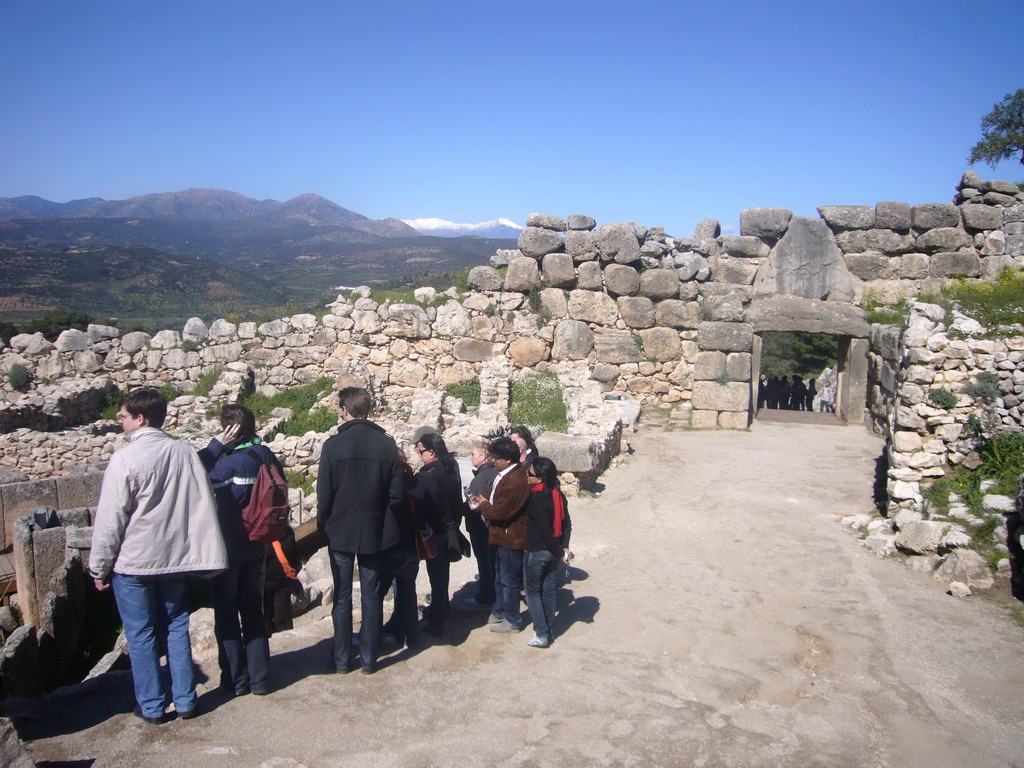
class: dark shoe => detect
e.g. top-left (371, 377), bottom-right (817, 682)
top-left (177, 707), bottom-right (199, 720)
top-left (455, 597), bottom-right (493, 612)
top-left (361, 664), bottom-right (376, 675)
top-left (133, 706), bottom-right (173, 725)
top-left (251, 687), bottom-right (270, 696)
top-left (421, 621), bottom-right (444, 638)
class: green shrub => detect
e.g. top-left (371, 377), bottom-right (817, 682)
top-left (508, 371), bottom-right (568, 432)
top-left (193, 367), bottom-right (222, 398)
top-left (158, 383), bottom-right (183, 402)
top-left (444, 378), bottom-right (481, 407)
top-left (943, 267), bottom-right (1024, 329)
top-left (101, 388), bottom-right (124, 420)
top-left (7, 363), bottom-right (30, 391)
top-left (863, 297), bottom-right (908, 326)
top-left (21, 309), bottom-right (94, 341)
top-left (927, 387), bottom-right (958, 410)
top-left (964, 371), bottom-right (1004, 403)
top-left (266, 407), bottom-right (338, 439)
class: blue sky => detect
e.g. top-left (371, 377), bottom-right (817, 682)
top-left (1, 0), bottom-right (1022, 236)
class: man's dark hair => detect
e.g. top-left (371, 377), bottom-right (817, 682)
top-left (122, 387), bottom-right (167, 429)
top-left (488, 437), bottom-right (520, 463)
top-left (339, 387), bottom-right (372, 419)
top-left (220, 403), bottom-right (257, 443)
top-left (509, 425), bottom-right (535, 451)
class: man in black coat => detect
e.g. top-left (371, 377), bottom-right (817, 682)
top-left (317, 387), bottom-right (404, 674)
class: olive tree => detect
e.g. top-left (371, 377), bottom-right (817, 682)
top-left (968, 89), bottom-right (1024, 168)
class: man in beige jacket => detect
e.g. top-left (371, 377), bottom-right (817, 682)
top-left (89, 387), bottom-right (227, 724)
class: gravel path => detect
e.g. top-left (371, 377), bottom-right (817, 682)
top-left (14, 421), bottom-right (1024, 767)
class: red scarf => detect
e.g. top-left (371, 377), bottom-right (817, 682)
top-left (531, 483), bottom-right (566, 538)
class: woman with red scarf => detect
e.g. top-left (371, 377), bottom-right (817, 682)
top-left (523, 457), bottom-right (573, 648)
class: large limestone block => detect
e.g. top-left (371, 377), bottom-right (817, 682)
top-left (576, 261), bottom-right (603, 290)
top-left (566, 230), bottom-right (598, 262)
top-left (182, 317), bottom-right (209, 342)
top-left (875, 201), bottom-right (912, 230)
top-left (568, 290), bottom-right (618, 324)
top-left (55, 329), bottom-right (90, 353)
top-left (655, 300), bottom-right (700, 329)
top-left (745, 296), bottom-right (869, 337)
top-left (603, 264), bottom-right (640, 296)
top-left (594, 329), bottom-right (643, 364)
top-left (433, 301), bottom-right (472, 337)
top-left (640, 269), bottom-right (681, 301)
top-left (208, 319), bottom-right (237, 341)
top-left (916, 227), bottom-right (971, 253)
top-left (595, 223), bottom-right (640, 264)
top-left (9, 332), bottom-right (53, 356)
top-left (639, 327), bottom-right (682, 361)
top-left (726, 352), bottom-right (751, 382)
top-left (912, 203), bottom-right (960, 230)
top-left (835, 229), bottom-right (915, 255)
top-left (929, 251), bottom-right (982, 278)
top-left (454, 339), bottom-right (503, 362)
top-left (960, 204), bottom-right (1003, 231)
top-left (504, 257), bottom-right (542, 292)
top-left (518, 227), bottom-right (564, 258)
top-left (818, 206), bottom-right (875, 231)
top-left (756, 216), bottom-right (855, 301)
top-left (933, 549), bottom-right (993, 590)
top-left (567, 214), bottom-right (596, 231)
top-left (697, 321), bottom-right (753, 352)
top-left (150, 329), bottom-right (181, 349)
top-left (120, 331), bottom-right (151, 354)
top-left (692, 381), bottom-right (749, 410)
top-left (384, 304), bottom-right (431, 339)
top-left (703, 293), bottom-right (744, 322)
top-left (541, 253), bottom-right (575, 288)
top-left (844, 250), bottom-right (900, 280)
top-left (719, 236), bottom-right (769, 258)
top-left (617, 297), bottom-right (655, 329)
top-left (468, 265), bottom-right (503, 291)
top-left (694, 350), bottom-right (726, 380)
top-left (509, 337), bottom-right (549, 367)
top-left (739, 208), bottom-right (792, 240)
top-left (713, 256), bottom-right (760, 285)
top-left (526, 213), bottom-right (567, 231)
top-left (535, 433), bottom-right (598, 473)
top-left (552, 320), bottom-right (594, 360)
top-left (894, 520), bottom-right (949, 554)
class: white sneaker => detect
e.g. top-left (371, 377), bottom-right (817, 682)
top-left (527, 634), bottom-right (550, 648)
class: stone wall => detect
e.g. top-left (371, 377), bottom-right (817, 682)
top-left (868, 303), bottom-right (1024, 513)
top-left (0, 172), bottom-right (1020, 481)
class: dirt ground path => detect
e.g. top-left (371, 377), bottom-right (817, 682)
top-left (15, 422), bottom-right (1024, 767)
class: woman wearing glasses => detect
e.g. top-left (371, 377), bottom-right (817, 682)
top-left (523, 457), bottom-right (572, 648)
top-left (412, 433), bottom-right (463, 637)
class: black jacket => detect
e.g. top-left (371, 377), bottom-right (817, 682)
top-left (316, 419), bottom-right (404, 554)
top-left (412, 458), bottom-right (463, 533)
top-left (525, 487), bottom-right (572, 558)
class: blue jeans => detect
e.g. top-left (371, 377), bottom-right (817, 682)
top-left (112, 572), bottom-right (196, 718)
top-left (524, 550), bottom-right (558, 640)
top-left (329, 550), bottom-right (384, 671)
top-left (210, 555), bottom-right (270, 694)
top-left (492, 547), bottom-right (524, 628)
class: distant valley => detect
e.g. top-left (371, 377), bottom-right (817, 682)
top-left (0, 189), bottom-right (517, 327)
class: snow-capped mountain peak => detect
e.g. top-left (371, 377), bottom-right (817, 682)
top-left (402, 217), bottom-right (523, 239)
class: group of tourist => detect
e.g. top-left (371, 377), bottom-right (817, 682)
top-left (757, 374), bottom-right (835, 413)
top-left (88, 385), bottom-right (572, 725)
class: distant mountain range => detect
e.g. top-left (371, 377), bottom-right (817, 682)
top-left (0, 188), bottom-right (518, 325)
top-left (402, 217), bottom-right (523, 239)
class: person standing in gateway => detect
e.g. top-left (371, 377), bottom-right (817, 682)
top-left (317, 386), bottom-right (404, 675)
top-left (89, 387), bottom-right (228, 724)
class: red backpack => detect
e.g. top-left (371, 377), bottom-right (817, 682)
top-left (241, 449), bottom-right (291, 543)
